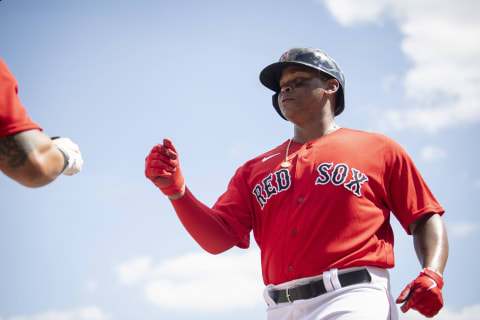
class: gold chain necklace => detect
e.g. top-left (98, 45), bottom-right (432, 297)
top-left (281, 124), bottom-right (339, 168)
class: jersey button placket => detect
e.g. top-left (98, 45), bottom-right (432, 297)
top-left (303, 143), bottom-right (313, 160)
top-left (285, 148), bottom-right (300, 279)
top-left (296, 144), bottom-right (312, 204)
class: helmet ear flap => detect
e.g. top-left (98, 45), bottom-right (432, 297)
top-left (334, 88), bottom-right (345, 116)
top-left (272, 93), bottom-right (287, 120)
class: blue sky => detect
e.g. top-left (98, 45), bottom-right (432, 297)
top-left (1, 0), bottom-right (479, 319)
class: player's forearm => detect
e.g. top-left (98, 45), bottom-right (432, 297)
top-left (0, 130), bottom-right (65, 187)
top-left (169, 187), bottom-right (239, 254)
top-left (411, 213), bottom-right (449, 274)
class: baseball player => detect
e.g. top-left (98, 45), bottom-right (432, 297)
top-left (0, 58), bottom-right (83, 187)
top-left (145, 47), bottom-right (448, 319)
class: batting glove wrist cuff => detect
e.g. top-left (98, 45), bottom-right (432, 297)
top-left (422, 267), bottom-right (444, 290)
top-left (52, 137), bottom-right (84, 176)
top-left (157, 178), bottom-right (184, 196)
top-left (167, 185), bottom-right (186, 200)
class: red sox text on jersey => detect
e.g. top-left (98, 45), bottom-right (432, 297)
top-left (252, 163), bottom-right (369, 209)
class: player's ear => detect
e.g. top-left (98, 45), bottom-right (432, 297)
top-left (324, 78), bottom-right (339, 95)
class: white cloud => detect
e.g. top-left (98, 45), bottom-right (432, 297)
top-left (5, 307), bottom-right (109, 320)
top-left (420, 145), bottom-right (447, 161)
top-left (323, 0), bottom-right (480, 133)
top-left (400, 304), bottom-right (480, 320)
top-left (116, 256), bottom-right (152, 285)
top-left (117, 250), bottom-right (264, 312)
top-left (322, 0), bottom-right (390, 26)
top-left (449, 221), bottom-right (477, 237)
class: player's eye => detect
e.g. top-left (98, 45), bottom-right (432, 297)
top-left (293, 77), bottom-right (310, 88)
top-left (280, 77), bottom-right (310, 90)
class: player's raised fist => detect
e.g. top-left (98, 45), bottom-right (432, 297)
top-left (396, 268), bottom-right (444, 318)
top-left (145, 138), bottom-right (185, 197)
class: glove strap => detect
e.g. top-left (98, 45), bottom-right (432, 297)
top-left (422, 267), bottom-right (444, 289)
top-left (56, 147), bottom-right (69, 173)
top-left (51, 136), bottom-right (69, 173)
top-left (159, 181), bottom-right (185, 196)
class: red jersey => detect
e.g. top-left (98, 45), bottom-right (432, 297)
top-left (212, 128), bottom-right (444, 285)
top-left (0, 58), bottom-right (42, 138)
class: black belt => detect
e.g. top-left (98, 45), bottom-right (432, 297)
top-left (268, 269), bottom-right (371, 304)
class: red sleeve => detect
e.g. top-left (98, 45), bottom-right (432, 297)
top-left (212, 167), bottom-right (254, 249)
top-left (169, 187), bottom-right (242, 254)
top-left (0, 58), bottom-right (42, 138)
top-left (383, 138), bottom-right (445, 234)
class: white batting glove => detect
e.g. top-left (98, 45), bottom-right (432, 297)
top-left (52, 137), bottom-right (84, 175)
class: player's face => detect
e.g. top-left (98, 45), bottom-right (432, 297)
top-left (278, 66), bottom-right (328, 123)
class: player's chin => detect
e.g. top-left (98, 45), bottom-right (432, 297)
top-left (280, 104), bottom-right (295, 118)
top-left (280, 108), bottom-right (301, 123)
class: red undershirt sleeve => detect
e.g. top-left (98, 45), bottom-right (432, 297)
top-left (169, 187), bottom-right (241, 254)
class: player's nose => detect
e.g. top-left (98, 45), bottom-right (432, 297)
top-left (280, 85), bottom-right (293, 94)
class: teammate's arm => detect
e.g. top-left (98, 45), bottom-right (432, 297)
top-left (396, 213), bottom-right (448, 317)
top-left (145, 139), bottom-right (239, 254)
top-left (0, 130), bottom-right (82, 187)
top-left (0, 130), bottom-right (65, 187)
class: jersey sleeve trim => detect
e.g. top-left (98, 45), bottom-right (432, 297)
top-left (401, 207), bottom-right (445, 235)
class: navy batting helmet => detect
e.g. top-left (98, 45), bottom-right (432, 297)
top-left (259, 47), bottom-right (346, 120)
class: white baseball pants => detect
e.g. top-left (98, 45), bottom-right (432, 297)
top-left (263, 267), bottom-right (398, 320)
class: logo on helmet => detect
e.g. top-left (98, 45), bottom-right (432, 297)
top-left (279, 51), bottom-right (290, 62)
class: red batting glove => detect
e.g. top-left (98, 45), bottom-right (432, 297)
top-left (145, 139), bottom-right (185, 196)
top-left (396, 268), bottom-right (444, 318)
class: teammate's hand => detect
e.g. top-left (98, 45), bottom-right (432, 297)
top-left (52, 137), bottom-right (83, 176)
top-left (396, 268), bottom-right (444, 318)
top-left (145, 138), bottom-right (185, 197)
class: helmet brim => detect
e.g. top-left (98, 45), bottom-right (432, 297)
top-left (260, 61), bottom-right (322, 92)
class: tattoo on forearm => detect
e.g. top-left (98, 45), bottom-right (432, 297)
top-left (0, 135), bottom-right (31, 169)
